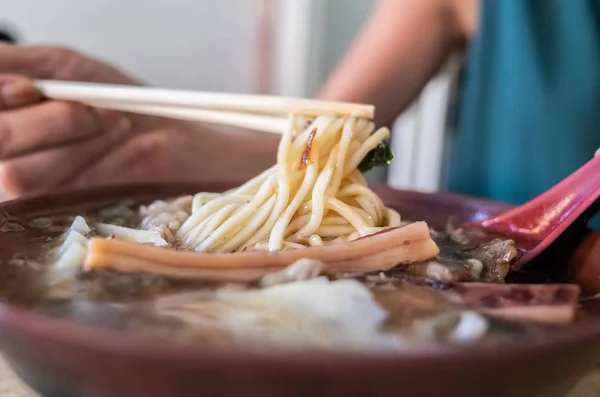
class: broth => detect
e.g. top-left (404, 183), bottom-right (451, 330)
top-left (0, 199), bottom-right (585, 351)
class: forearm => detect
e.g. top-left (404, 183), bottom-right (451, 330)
top-left (318, 0), bottom-right (467, 127)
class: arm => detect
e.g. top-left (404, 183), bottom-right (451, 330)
top-left (318, 0), bottom-right (475, 127)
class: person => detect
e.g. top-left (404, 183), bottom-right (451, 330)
top-left (0, 47), bottom-right (279, 196)
top-left (0, 0), bottom-right (598, 210)
top-left (319, 0), bottom-right (600, 206)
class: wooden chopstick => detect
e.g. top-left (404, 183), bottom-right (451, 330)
top-left (84, 100), bottom-right (288, 134)
top-left (35, 80), bottom-right (375, 119)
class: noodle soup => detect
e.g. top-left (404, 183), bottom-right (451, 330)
top-left (0, 115), bottom-right (585, 351)
top-left (0, 198), bottom-right (581, 351)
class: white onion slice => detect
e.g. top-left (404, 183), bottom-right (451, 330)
top-left (69, 216), bottom-right (91, 235)
top-left (96, 223), bottom-right (168, 247)
top-left (60, 230), bottom-right (88, 254)
top-left (54, 242), bottom-right (88, 275)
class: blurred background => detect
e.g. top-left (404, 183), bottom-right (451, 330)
top-left (0, 0), bottom-right (458, 191)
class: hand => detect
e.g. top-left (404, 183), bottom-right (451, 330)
top-left (0, 44), bottom-right (278, 197)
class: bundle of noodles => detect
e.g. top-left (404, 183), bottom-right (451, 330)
top-left (176, 116), bottom-right (401, 252)
top-left (82, 115), bottom-right (440, 280)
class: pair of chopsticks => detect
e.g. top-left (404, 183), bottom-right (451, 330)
top-left (34, 80), bottom-right (375, 134)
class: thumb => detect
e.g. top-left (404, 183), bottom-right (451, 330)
top-left (0, 74), bottom-right (42, 110)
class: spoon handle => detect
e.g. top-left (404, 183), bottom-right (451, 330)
top-left (476, 153), bottom-right (600, 242)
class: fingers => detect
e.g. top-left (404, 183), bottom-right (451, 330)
top-left (71, 132), bottom-right (170, 186)
top-left (0, 43), bottom-right (45, 77)
top-left (0, 43), bottom-right (139, 84)
top-left (0, 100), bottom-right (128, 159)
top-left (0, 74), bottom-right (42, 109)
top-left (0, 43), bottom-right (87, 81)
top-left (0, 117), bottom-right (132, 197)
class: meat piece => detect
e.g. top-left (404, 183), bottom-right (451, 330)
top-left (140, 196), bottom-right (192, 231)
top-left (435, 222), bottom-right (520, 283)
top-left (403, 259), bottom-right (474, 282)
top-left (443, 282), bottom-right (580, 324)
top-left (464, 239), bottom-right (518, 282)
top-left (409, 229), bottom-right (518, 283)
top-left (373, 272), bottom-right (579, 325)
top-left (139, 196), bottom-right (193, 246)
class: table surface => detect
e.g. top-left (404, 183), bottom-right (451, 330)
top-left (0, 356), bottom-right (597, 397)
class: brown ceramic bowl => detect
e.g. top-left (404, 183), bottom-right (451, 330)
top-left (0, 182), bottom-right (598, 397)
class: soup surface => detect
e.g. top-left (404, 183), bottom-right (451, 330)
top-left (0, 198), bottom-right (585, 351)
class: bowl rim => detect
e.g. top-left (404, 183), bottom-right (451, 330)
top-left (0, 181), bottom-right (598, 369)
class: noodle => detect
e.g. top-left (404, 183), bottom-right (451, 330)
top-left (176, 116), bottom-right (401, 252)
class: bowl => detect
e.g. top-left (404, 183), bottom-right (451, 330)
top-left (0, 182), bottom-right (597, 397)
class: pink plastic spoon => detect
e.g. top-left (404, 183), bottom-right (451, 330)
top-left (465, 151), bottom-right (600, 268)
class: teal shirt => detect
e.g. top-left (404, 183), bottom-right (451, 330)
top-left (446, 0), bottom-right (600, 227)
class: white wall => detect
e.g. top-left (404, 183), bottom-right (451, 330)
top-left (388, 56), bottom-right (461, 192)
top-left (272, 0), bottom-right (373, 98)
top-left (0, 0), bottom-right (264, 92)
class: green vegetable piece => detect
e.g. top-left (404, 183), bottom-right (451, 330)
top-left (358, 140), bottom-right (394, 173)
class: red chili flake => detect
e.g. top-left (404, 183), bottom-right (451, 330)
top-left (300, 128), bottom-right (318, 168)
